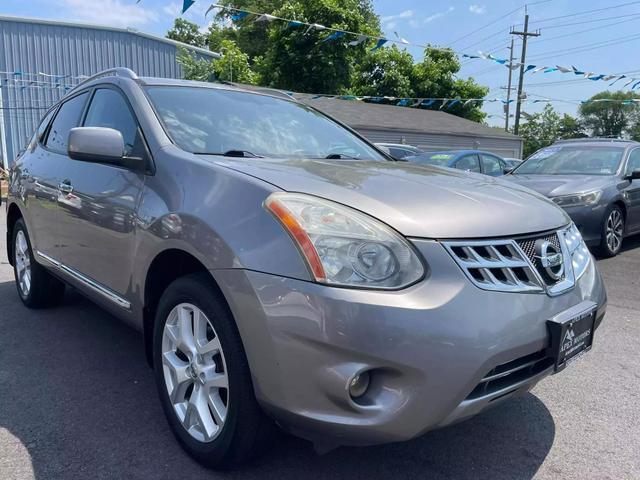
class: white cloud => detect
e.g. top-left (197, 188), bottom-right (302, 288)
top-left (424, 6), bottom-right (455, 24)
top-left (381, 10), bottom-right (414, 31)
top-left (56, 0), bottom-right (158, 27)
top-left (469, 4), bottom-right (487, 15)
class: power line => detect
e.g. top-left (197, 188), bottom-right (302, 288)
top-left (527, 32), bottom-right (640, 61)
top-left (446, 0), bottom-right (552, 47)
top-left (529, 0), bottom-right (640, 24)
top-left (532, 15), bottom-right (640, 44)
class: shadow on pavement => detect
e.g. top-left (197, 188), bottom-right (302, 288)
top-left (0, 281), bottom-right (555, 480)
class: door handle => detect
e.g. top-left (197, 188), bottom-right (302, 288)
top-left (58, 182), bottom-right (73, 194)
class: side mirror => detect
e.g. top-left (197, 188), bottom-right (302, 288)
top-left (626, 169), bottom-right (640, 180)
top-left (68, 127), bottom-right (143, 170)
top-left (503, 167), bottom-right (514, 174)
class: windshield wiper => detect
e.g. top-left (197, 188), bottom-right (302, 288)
top-left (221, 150), bottom-right (263, 158)
top-left (324, 153), bottom-right (359, 160)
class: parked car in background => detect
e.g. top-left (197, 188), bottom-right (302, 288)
top-left (406, 150), bottom-right (511, 176)
top-left (375, 143), bottom-right (423, 159)
top-left (503, 157), bottom-right (523, 170)
top-left (508, 139), bottom-right (640, 257)
top-left (6, 69), bottom-right (607, 469)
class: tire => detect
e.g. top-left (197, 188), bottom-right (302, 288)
top-left (152, 272), bottom-right (273, 469)
top-left (599, 205), bottom-right (625, 257)
top-left (12, 218), bottom-right (65, 308)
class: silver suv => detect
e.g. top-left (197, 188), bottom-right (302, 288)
top-left (5, 68), bottom-right (607, 469)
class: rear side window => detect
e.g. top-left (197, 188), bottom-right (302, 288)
top-left (84, 88), bottom-right (146, 158)
top-left (480, 154), bottom-right (504, 176)
top-left (389, 147), bottom-right (411, 159)
top-left (28, 108), bottom-right (56, 150)
top-left (45, 92), bottom-right (89, 154)
top-left (456, 155), bottom-right (481, 173)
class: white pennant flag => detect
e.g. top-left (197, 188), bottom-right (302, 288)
top-left (393, 31), bottom-right (409, 44)
top-left (304, 23), bottom-right (326, 35)
top-left (348, 34), bottom-right (368, 46)
top-left (531, 66), bottom-right (546, 74)
top-left (254, 13), bottom-right (276, 22)
top-left (556, 65), bottom-right (572, 73)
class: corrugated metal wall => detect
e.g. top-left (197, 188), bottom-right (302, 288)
top-left (358, 129), bottom-right (522, 158)
top-left (0, 18), bottom-right (206, 167)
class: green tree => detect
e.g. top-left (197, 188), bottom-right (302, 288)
top-left (519, 104), bottom-right (583, 157)
top-left (351, 45), bottom-right (414, 97)
top-left (166, 18), bottom-right (207, 48)
top-left (176, 47), bottom-right (217, 81)
top-left (411, 48), bottom-right (489, 122)
top-left (213, 0), bottom-right (380, 93)
top-left (579, 91), bottom-right (640, 138)
top-left (214, 39), bottom-right (258, 84)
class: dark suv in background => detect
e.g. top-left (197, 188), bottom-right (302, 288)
top-left (508, 139), bottom-right (640, 257)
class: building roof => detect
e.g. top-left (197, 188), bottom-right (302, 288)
top-left (0, 15), bottom-right (220, 59)
top-left (297, 95), bottom-right (520, 141)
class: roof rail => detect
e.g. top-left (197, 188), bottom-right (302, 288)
top-left (555, 137), bottom-right (637, 144)
top-left (69, 67), bottom-right (138, 93)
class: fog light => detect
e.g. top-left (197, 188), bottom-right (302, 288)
top-left (348, 371), bottom-right (370, 399)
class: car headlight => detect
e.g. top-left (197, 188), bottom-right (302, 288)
top-left (265, 192), bottom-right (424, 289)
top-left (561, 223), bottom-right (591, 280)
top-left (552, 190), bottom-right (602, 208)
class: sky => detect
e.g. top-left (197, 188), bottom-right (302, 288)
top-left (2, 0), bottom-right (640, 127)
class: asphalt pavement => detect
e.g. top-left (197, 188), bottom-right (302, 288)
top-left (0, 212), bottom-right (638, 480)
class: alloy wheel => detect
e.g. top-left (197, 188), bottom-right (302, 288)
top-left (15, 230), bottom-right (32, 297)
top-left (605, 209), bottom-right (624, 254)
top-left (161, 303), bottom-right (229, 443)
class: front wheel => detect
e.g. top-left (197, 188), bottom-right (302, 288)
top-left (12, 218), bottom-right (65, 308)
top-left (152, 273), bottom-right (273, 469)
top-left (599, 205), bottom-right (625, 257)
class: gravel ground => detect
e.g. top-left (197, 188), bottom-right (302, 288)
top-left (0, 212), bottom-right (638, 480)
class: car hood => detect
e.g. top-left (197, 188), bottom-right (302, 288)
top-left (507, 174), bottom-right (612, 197)
top-left (210, 157), bottom-right (570, 239)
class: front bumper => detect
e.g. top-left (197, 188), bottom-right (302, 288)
top-left (215, 239), bottom-right (607, 447)
top-left (561, 203), bottom-right (607, 246)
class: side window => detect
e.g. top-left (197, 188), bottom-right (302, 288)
top-left (28, 108), bottom-right (56, 151)
top-left (389, 147), bottom-right (409, 159)
top-left (481, 154), bottom-right (504, 176)
top-left (455, 155), bottom-right (481, 173)
top-left (627, 149), bottom-right (640, 175)
top-left (45, 92), bottom-right (89, 154)
top-left (83, 88), bottom-right (145, 158)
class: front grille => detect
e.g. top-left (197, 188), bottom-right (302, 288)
top-left (443, 229), bottom-right (574, 295)
top-left (517, 233), bottom-right (564, 286)
top-left (466, 349), bottom-right (553, 400)
top-left (443, 239), bottom-right (544, 293)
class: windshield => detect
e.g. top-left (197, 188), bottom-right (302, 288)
top-left (410, 153), bottom-right (454, 166)
top-left (146, 86), bottom-right (385, 160)
top-left (516, 145), bottom-right (624, 175)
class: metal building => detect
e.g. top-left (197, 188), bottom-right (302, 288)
top-left (300, 96), bottom-right (523, 158)
top-left (0, 15), bottom-right (220, 168)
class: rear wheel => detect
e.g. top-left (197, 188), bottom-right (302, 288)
top-left (152, 273), bottom-right (273, 469)
top-left (12, 218), bottom-right (65, 308)
top-left (599, 205), bottom-right (625, 257)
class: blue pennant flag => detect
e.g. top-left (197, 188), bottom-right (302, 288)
top-left (632, 81), bottom-right (640, 90)
top-left (13, 70), bottom-right (23, 76)
top-left (448, 99), bottom-right (461, 107)
top-left (524, 65), bottom-right (536, 73)
top-left (588, 75), bottom-right (605, 81)
top-left (421, 99), bottom-right (436, 107)
top-left (288, 20), bottom-right (303, 28)
top-left (339, 95), bottom-right (358, 100)
top-left (396, 98), bottom-right (411, 106)
top-left (610, 75), bottom-right (626, 86)
top-left (231, 11), bottom-right (250, 21)
top-left (462, 54), bottom-right (480, 59)
top-left (320, 31), bottom-right (345, 43)
top-left (543, 67), bottom-right (558, 73)
top-left (370, 38), bottom-right (387, 51)
top-left (182, 0), bottom-right (195, 14)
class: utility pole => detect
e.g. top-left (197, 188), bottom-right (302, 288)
top-left (504, 38), bottom-right (515, 132)
top-left (511, 11), bottom-right (540, 135)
